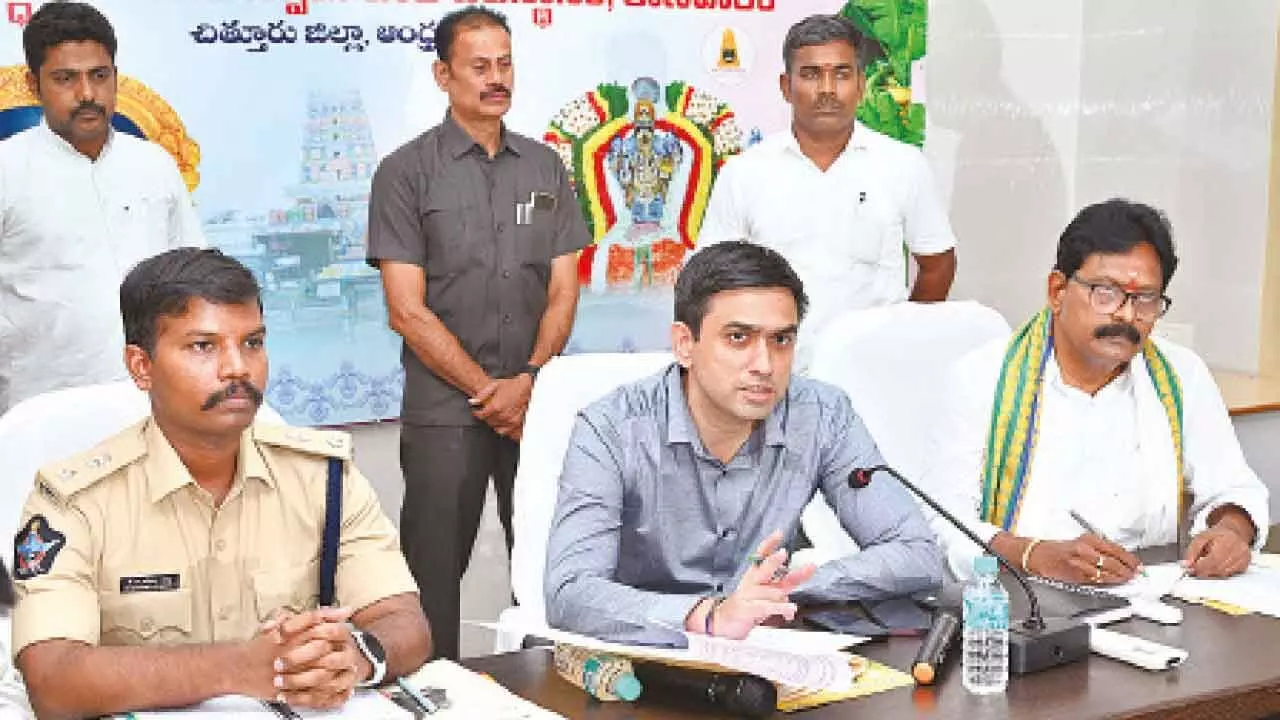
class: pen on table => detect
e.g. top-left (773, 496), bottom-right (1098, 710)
top-left (1069, 509), bottom-right (1147, 577)
top-left (397, 676), bottom-right (440, 714)
top-left (262, 700), bottom-right (302, 720)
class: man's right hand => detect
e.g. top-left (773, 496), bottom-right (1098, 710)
top-left (257, 607), bottom-right (359, 708)
top-left (1027, 534), bottom-right (1141, 585)
top-left (712, 530), bottom-right (816, 640)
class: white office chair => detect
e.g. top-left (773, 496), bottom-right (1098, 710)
top-left (0, 380), bottom-right (286, 549)
top-left (495, 352), bottom-right (674, 652)
top-left (800, 301), bottom-right (1011, 564)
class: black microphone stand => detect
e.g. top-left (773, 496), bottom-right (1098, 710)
top-left (851, 465), bottom-right (1090, 674)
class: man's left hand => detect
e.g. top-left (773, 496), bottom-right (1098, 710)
top-left (471, 375), bottom-right (532, 437)
top-left (1183, 525), bottom-right (1252, 578)
top-left (268, 608), bottom-right (367, 708)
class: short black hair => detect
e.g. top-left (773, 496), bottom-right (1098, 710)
top-left (1054, 199), bottom-right (1179, 290)
top-left (120, 248), bottom-right (262, 353)
top-left (783, 14), bottom-right (880, 74)
top-left (23, 1), bottom-right (117, 75)
top-left (436, 6), bottom-right (510, 64)
top-left (676, 241), bottom-right (808, 338)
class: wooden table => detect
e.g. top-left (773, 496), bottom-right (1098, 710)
top-left (464, 535), bottom-right (1280, 719)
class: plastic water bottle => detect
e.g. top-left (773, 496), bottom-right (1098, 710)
top-left (962, 554), bottom-right (1009, 694)
top-left (552, 643), bottom-right (643, 702)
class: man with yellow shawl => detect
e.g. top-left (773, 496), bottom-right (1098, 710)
top-left (921, 199), bottom-right (1267, 585)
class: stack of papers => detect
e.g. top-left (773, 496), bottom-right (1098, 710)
top-left (1102, 556), bottom-right (1280, 618)
top-left (122, 691), bottom-right (407, 718)
top-left (481, 621), bottom-right (866, 691)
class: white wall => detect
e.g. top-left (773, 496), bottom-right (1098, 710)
top-left (927, 0), bottom-right (1280, 372)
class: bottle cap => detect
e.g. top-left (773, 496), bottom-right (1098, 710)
top-left (614, 673), bottom-right (642, 702)
top-left (974, 555), bottom-right (998, 576)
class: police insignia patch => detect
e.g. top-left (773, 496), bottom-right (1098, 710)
top-left (13, 515), bottom-right (66, 580)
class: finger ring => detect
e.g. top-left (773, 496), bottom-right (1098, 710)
top-left (1095, 555), bottom-right (1105, 569)
top-left (1093, 567), bottom-right (1103, 583)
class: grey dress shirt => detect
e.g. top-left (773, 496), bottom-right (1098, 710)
top-left (544, 363), bottom-right (944, 645)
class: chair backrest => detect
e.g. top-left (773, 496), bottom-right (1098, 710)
top-left (802, 301), bottom-right (1011, 557)
top-left (0, 380), bottom-right (286, 547)
top-left (509, 352), bottom-right (674, 621)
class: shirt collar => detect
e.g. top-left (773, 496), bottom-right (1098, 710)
top-left (38, 118), bottom-right (115, 162)
top-left (782, 121), bottom-right (870, 160)
top-left (662, 364), bottom-right (789, 449)
top-left (143, 418), bottom-right (274, 504)
top-left (440, 110), bottom-right (520, 160)
top-left (1047, 351), bottom-right (1136, 398)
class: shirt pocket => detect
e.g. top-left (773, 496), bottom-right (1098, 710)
top-left (109, 193), bottom-right (174, 261)
top-left (99, 589), bottom-right (194, 646)
top-left (420, 199), bottom-right (476, 279)
top-left (515, 189), bottom-right (558, 267)
top-left (251, 559), bottom-right (320, 622)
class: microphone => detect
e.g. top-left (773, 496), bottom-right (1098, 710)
top-left (850, 465), bottom-right (1089, 675)
top-left (911, 609), bottom-right (960, 685)
top-left (630, 661), bottom-right (775, 719)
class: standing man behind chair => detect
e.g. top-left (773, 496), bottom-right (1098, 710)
top-left (0, 1), bottom-right (203, 413)
top-left (698, 14), bottom-right (955, 370)
top-left (367, 7), bottom-right (590, 659)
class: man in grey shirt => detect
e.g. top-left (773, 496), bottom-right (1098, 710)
top-left (545, 241), bottom-right (943, 645)
top-left (367, 7), bottom-right (589, 659)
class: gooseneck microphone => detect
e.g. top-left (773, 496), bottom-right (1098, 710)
top-left (850, 465), bottom-right (1090, 675)
top-left (630, 661), bottom-right (776, 719)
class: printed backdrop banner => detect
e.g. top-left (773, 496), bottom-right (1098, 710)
top-left (0, 0), bottom-right (925, 426)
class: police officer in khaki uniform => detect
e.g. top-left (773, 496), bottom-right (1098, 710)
top-left (11, 248), bottom-right (431, 718)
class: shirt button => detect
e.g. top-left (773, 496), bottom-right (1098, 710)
top-left (139, 618), bottom-right (155, 633)
top-left (496, 222), bottom-right (506, 233)
top-left (502, 270), bottom-right (511, 279)
top-left (218, 606), bottom-right (232, 621)
top-left (214, 539), bottom-right (227, 552)
top-left (503, 314), bottom-right (512, 324)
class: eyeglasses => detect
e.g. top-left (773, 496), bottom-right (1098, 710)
top-left (1069, 275), bottom-right (1172, 320)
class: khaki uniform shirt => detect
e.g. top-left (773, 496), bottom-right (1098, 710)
top-left (11, 419), bottom-right (417, 657)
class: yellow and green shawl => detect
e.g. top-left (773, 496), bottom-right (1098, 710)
top-left (980, 307), bottom-right (1185, 531)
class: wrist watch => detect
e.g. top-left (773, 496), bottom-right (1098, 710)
top-left (521, 363), bottom-right (541, 381)
top-left (347, 624), bottom-right (388, 688)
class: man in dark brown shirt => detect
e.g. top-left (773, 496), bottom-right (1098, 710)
top-left (366, 7), bottom-right (589, 659)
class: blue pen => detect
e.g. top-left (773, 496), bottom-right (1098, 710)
top-left (397, 676), bottom-right (439, 714)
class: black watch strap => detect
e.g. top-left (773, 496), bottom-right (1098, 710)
top-left (521, 363), bottom-right (541, 380)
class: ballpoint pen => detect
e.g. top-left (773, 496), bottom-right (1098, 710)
top-left (397, 676), bottom-right (440, 714)
top-left (1069, 509), bottom-right (1147, 577)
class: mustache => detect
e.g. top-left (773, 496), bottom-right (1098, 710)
top-left (73, 101), bottom-right (106, 118)
top-left (481, 84), bottom-right (511, 100)
top-left (201, 381), bottom-right (264, 411)
top-left (1094, 323), bottom-right (1141, 344)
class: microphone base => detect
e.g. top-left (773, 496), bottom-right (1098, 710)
top-left (1008, 616), bottom-right (1090, 675)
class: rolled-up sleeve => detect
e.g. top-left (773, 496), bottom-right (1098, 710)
top-left (544, 413), bottom-right (700, 646)
top-left (12, 483), bottom-right (101, 658)
top-left (335, 464), bottom-right (419, 613)
top-left (1180, 351), bottom-right (1270, 547)
top-left (796, 393), bottom-right (944, 603)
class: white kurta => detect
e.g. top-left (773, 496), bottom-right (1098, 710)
top-left (921, 335), bottom-right (1270, 580)
top-left (0, 123), bottom-right (204, 413)
top-left (697, 123), bottom-right (955, 369)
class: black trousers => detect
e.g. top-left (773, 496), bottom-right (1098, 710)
top-left (399, 423), bottom-right (518, 660)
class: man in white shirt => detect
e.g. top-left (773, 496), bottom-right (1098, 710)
top-left (922, 199), bottom-right (1268, 584)
top-left (0, 2), bottom-right (203, 413)
top-left (698, 14), bottom-right (956, 369)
